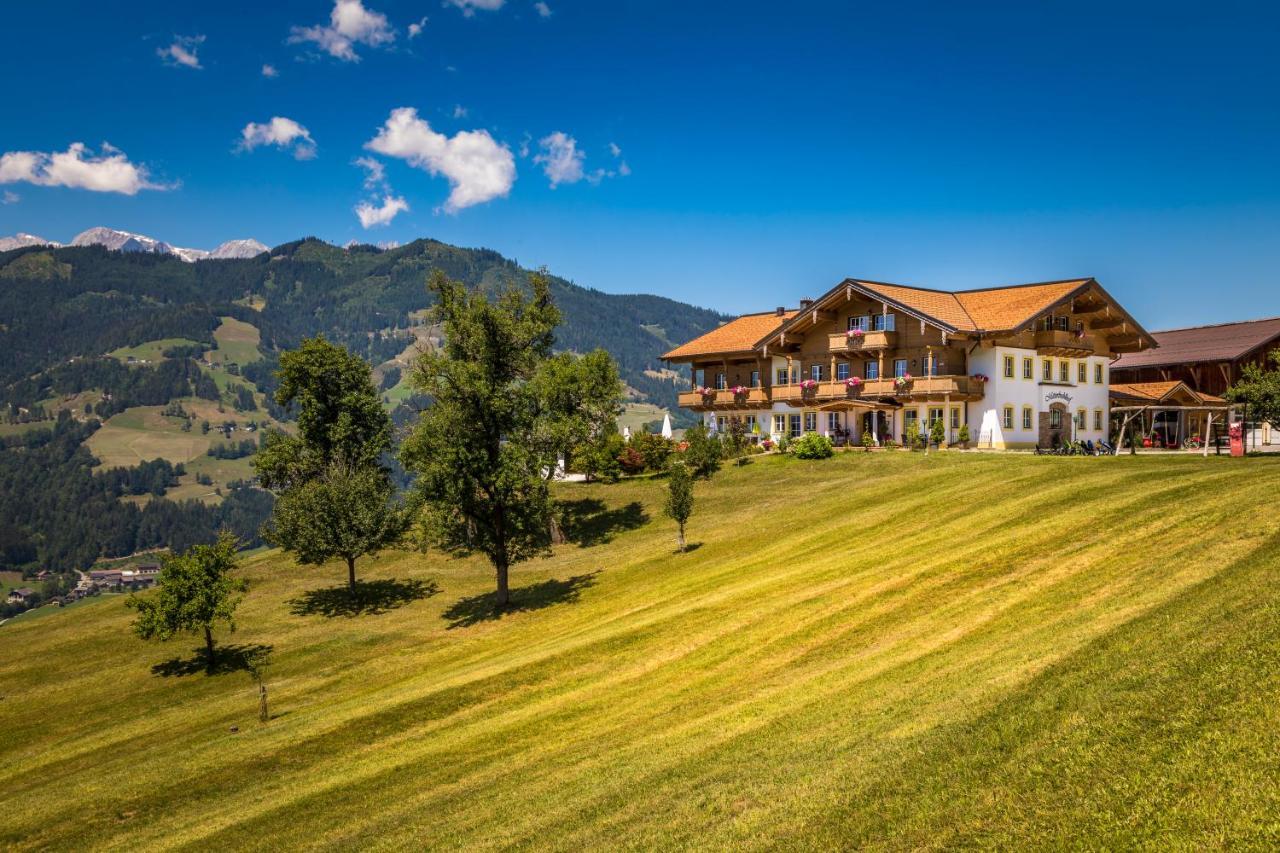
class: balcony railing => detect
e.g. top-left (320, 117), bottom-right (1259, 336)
top-left (1034, 329), bottom-right (1094, 356)
top-left (827, 329), bottom-right (897, 353)
top-left (676, 375), bottom-right (986, 409)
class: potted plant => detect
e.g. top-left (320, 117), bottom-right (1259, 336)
top-left (730, 384), bottom-right (747, 397)
top-left (846, 328), bottom-right (865, 342)
top-left (861, 430), bottom-right (875, 452)
top-left (894, 373), bottom-right (913, 391)
top-left (969, 373), bottom-right (989, 384)
top-left (845, 376), bottom-right (863, 393)
top-left (904, 421), bottom-right (922, 450)
top-left (957, 423), bottom-right (971, 449)
top-left (799, 378), bottom-right (819, 395)
top-left (929, 417), bottom-right (946, 449)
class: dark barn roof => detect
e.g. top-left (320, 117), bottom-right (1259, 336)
top-left (1113, 316), bottom-right (1280, 370)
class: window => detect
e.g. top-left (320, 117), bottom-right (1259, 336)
top-left (1050, 409), bottom-right (1062, 429)
top-left (1022, 407), bottom-right (1033, 430)
top-left (1002, 406), bottom-right (1014, 429)
top-left (745, 414), bottom-right (757, 432)
top-left (1095, 363), bottom-right (1104, 384)
top-left (1056, 315), bottom-right (1069, 331)
top-left (951, 407), bottom-right (960, 429)
top-left (847, 315), bottom-right (868, 331)
top-left (928, 407), bottom-right (943, 426)
top-left (1023, 357), bottom-right (1034, 379)
top-left (715, 372), bottom-right (726, 390)
top-left (810, 364), bottom-right (823, 382)
top-left (905, 409), bottom-right (920, 433)
top-left (750, 369), bottom-right (759, 387)
top-left (1078, 362), bottom-right (1088, 383)
top-left (827, 412), bottom-right (840, 432)
top-left (804, 412), bottom-right (817, 433)
top-left (865, 361), bottom-right (880, 379)
top-left (1003, 355), bottom-right (1015, 378)
top-left (872, 313), bottom-right (895, 331)
top-left (1059, 360), bottom-right (1070, 383)
top-left (694, 368), bottom-right (705, 388)
top-left (836, 362), bottom-right (849, 381)
top-left (1076, 408), bottom-right (1087, 429)
top-left (773, 414), bottom-right (786, 435)
top-left (1093, 409), bottom-right (1103, 431)
top-left (775, 367), bottom-right (788, 386)
top-left (791, 365), bottom-right (802, 384)
top-left (894, 358), bottom-right (908, 378)
top-left (789, 414), bottom-right (802, 437)
top-left (1042, 359), bottom-right (1053, 381)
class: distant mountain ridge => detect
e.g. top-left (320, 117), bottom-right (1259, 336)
top-left (0, 227), bottom-right (267, 261)
top-left (0, 234), bottom-right (725, 414)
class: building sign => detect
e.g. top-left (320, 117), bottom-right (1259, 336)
top-left (1044, 391), bottom-right (1073, 405)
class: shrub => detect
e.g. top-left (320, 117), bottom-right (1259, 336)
top-left (682, 423), bottom-right (722, 478)
top-left (905, 422), bottom-right (923, 450)
top-left (929, 418), bottom-right (946, 447)
top-left (617, 445), bottom-right (646, 475)
top-left (791, 433), bottom-right (834, 459)
top-left (861, 430), bottom-right (875, 449)
top-left (776, 434), bottom-right (791, 454)
top-left (958, 424), bottom-right (971, 444)
top-left (631, 432), bottom-right (674, 472)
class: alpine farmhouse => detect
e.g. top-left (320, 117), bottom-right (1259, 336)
top-left (662, 278), bottom-right (1157, 449)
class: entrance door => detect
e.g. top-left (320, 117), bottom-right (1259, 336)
top-left (861, 411), bottom-right (889, 444)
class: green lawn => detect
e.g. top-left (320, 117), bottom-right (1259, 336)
top-left (2, 452), bottom-right (1279, 848)
top-left (207, 317), bottom-right (262, 366)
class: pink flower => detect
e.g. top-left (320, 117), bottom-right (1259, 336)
top-left (845, 377), bottom-right (863, 388)
top-left (800, 379), bottom-right (818, 389)
top-left (730, 385), bottom-right (746, 395)
top-left (846, 328), bottom-right (865, 338)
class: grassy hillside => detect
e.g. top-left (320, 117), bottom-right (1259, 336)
top-left (3, 453), bottom-right (1279, 849)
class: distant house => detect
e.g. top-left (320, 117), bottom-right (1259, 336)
top-left (120, 570), bottom-right (157, 589)
top-left (89, 569), bottom-right (124, 588)
top-left (134, 562), bottom-right (161, 577)
top-left (7, 587), bottom-right (36, 604)
top-left (34, 569), bottom-right (51, 581)
top-left (1111, 316), bottom-right (1280, 399)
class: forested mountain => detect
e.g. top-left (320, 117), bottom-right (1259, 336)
top-left (0, 237), bottom-right (724, 411)
top-left (0, 236), bottom-right (724, 574)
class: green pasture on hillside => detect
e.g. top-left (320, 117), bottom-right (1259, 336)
top-left (2, 452), bottom-right (1279, 849)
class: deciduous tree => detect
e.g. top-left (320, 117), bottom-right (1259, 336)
top-left (127, 533), bottom-right (246, 663)
top-left (401, 270), bottom-right (562, 608)
top-left (1226, 349), bottom-right (1280, 426)
top-left (664, 464), bottom-right (694, 552)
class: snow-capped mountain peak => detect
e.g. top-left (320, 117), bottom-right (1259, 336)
top-left (0, 232), bottom-right (62, 251)
top-left (210, 239), bottom-right (269, 259)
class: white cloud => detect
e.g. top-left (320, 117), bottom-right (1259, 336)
top-left (365, 107), bottom-right (515, 212)
top-left (533, 132), bottom-right (584, 187)
top-left (239, 117), bottom-right (317, 160)
top-left (608, 142), bottom-right (630, 177)
top-left (446, 0), bottom-right (505, 16)
top-left (355, 194), bottom-right (409, 228)
top-left (1, 190), bottom-right (17, 204)
top-left (289, 0), bottom-right (395, 62)
top-left (262, 63), bottom-right (279, 77)
top-left (0, 142), bottom-right (168, 195)
top-left (354, 156), bottom-right (387, 190)
top-left (452, 104), bottom-right (468, 119)
top-left (609, 142), bottom-right (621, 158)
top-left (157, 35), bottom-right (205, 69)
top-left (408, 16), bottom-right (428, 37)
top-left (618, 160), bottom-right (631, 176)
top-left (534, 1), bottom-right (551, 17)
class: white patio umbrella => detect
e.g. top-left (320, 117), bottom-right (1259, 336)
top-left (661, 413), bottom-right (673, 439)
top-left (707, 412), bottom-right (718, 434)
top-left (622, 425), bottom-right (631, 441)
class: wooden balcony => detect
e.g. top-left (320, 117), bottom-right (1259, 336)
top-left (676, 388), bottom-right (769, 410)
top-left (862, 375), bottom-right (987, 400)
top-left (827, 329), bottom-right (897, 353)
top-left (1035, 329), bottom-right (1095, 357)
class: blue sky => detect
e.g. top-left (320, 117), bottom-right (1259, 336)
top-left (2, 1), bottom-right (1279, 328)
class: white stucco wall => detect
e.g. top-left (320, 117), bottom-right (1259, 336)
top-left (970, 347), bottom-right (1111, 448)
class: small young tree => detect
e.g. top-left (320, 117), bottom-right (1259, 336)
top-left (861, 429), bottom-right (875, 451)
top-left (664, 464), bottom-right (694, 553)
top-left (957, 423), bottom-right (971, 448)
top-left (905, 421), bottom-right (923, 451)
top-left (682, 422), bottom-right (722, 478)
top-left (725, 417), bottom-right (749, 466)
top-left (127, 533), bottom-right (246, 664)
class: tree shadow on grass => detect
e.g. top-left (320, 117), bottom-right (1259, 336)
top-left (288, 578), bottom-right (439, 618)
top-left (559, 498), bottom-right (649, 547)
top-left (443, 572), bottom-right (599, 629)
top-left (151, 643), bottom-right (274, 678)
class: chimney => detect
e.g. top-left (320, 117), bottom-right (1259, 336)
top-left (775, 306), bottom-right (786, 317)
top-left (799, 298), bottom-right (814, 310)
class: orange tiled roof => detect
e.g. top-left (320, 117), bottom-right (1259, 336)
top-left (661, 311), bottom-right (796, 359)
top-left (850, 278), bottom-right (1092, 333)
top-left (955, 280), bottom-right (1092, 331)
top-left (1109, 381), bottom-right (1228, 406)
